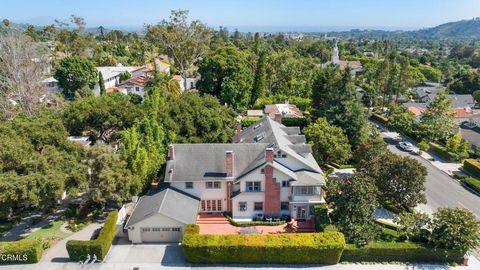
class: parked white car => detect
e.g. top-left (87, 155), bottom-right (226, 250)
top-left (398, 141), bottom-right (414, 152)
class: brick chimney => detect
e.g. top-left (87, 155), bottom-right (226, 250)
top-left (226, 151), bottom-right (233, 177)
top-left (169, 145), bottom-right (174, 160)
top-left (274, 113), bottom-right (282, 123)
top-left (236, 120), bottom-right (241, 143)
top-left (266, 148), bottom-right (274, 162)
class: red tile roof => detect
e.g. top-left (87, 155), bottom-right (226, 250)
top-left (118, 75), bottom-right (148, 87)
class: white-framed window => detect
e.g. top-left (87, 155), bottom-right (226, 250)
top-left (200, 200), bottom-right (223, 212)
top-left (135, 86), bottom-right (140, 92)
top-left (141, 228), bottom-right (151, 232)
top-left (185, 182), bottom-right (193, 189)
top-left (246, 181), bottom-right (261, 192)
top-left (205, 181), bottom-right (221, 189)
top-left (294, 186), bottom-right (321, 195)
top-left (281, 181), bottom-right (290, 187)
top-left (239, 202), bottom-right (247, 212)
top-left (254, 202), bottom-right (263, 211)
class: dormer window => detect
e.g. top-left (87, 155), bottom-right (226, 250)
top-left (253, 123), bottom-right (262, 130)
top-left (254, 134), bottom-right (264, 142)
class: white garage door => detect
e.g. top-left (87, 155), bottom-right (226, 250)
top-left (141, 227), bottom-right (182, 243)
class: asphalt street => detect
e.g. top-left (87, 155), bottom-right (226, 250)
top-left (386, 142), bottom-right (480, 218)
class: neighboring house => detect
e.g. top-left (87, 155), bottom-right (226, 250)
top-left (246, 110), bottom-right (264, 118)
top-left (43, 77), bottom-right (61, 93)
top-left (125, 186), bottom-right (200, 243)
top-left (117, 75), bottom-right (148, 101)
top-left (93, 66), bottom-right (142, 96)
top-left (264, 101), bottom-right (304, 119)
top-left (173, 75), bottom-right (199, 92)
top-left (328, 168), bottom-right (356, 181)
top-left (125, 116), bottom-right (326, 243)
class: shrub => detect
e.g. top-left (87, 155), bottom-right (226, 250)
top-left (371, 113), bottom-right (388, 125)
top-left (313, 204), bottom-right (329, 231)
top-left (417, 141), bottom-right (430, 152)
top-left (341, 242), bottom-right (464, 263)
top-left (66, 210), bottom-right (117, 261)
top-left (282, 117), bottom-right (308, 129)
top-left (182, 224), bottom-right (346, 264)
top-left (463, 159), bottom-right (480, 178)
top-left (0, 239), bottom-right (43, 264)
top-left (464, 177), bottom-right (480, 193)
top-left (240, 117), bottom-right (261, 128)
top-left (429, 142), bottom-right (457, 162)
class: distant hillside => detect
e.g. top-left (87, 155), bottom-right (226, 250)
top-left (413, 17), bottom-right (480, 39)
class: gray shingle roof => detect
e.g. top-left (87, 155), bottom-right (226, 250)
top-left (125, 187), bottom-right (200, 227)
top-left (165, 143), bottom-right (268, 182)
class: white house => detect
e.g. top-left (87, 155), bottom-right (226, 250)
top-left (93, 66), bottom-right (142, 96)
top-left (125, 116), bottom-right (326, 243)
top-left (173, 75), bottom-right (199, 92)
top-left (116, 75), bottom-right (148, 101)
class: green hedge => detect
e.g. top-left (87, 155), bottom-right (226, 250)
top-left (341, 242), bottom-right (464, 263)
top-left (429, 142), bottom-right (457, 162)
top-left (371, 113), bottom-right (388, 125)
top-left (240, 117), bottom-right (261, 128)
top-left (464, 177), bottom-right (480, 193)
top-left (224, 213), bottom-right (285, 227)
top-left (0, 239), bottom-right (43, 264)
top-left (313, 204), bottom-right (329, 232)
top-left (66, 210), bottom-right (117, 261)
top-left (182, 224), bottom-right (345, 264)
top-left (463, 159), bottom-right (480, 178)
top-left (282, 117), bottom-right (308, 129)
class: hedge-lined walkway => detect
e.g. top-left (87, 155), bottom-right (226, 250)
top-left (40, 222), bottom-right (102, 263)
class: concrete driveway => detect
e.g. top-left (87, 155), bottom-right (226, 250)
top-left (103, 237), bottom-right (186, 266)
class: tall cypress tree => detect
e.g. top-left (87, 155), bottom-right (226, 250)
top-left (98, 71), bottom-right (106, 95)
top-left (250, 51), bottom-right (267, 105)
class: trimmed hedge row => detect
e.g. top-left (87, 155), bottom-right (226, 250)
top-left (313, 204), bottom-right (329, 232)
top-left (429, 142), bottom-right (457, 162)
top-left (463, 159), bottom-right (480, 178)
top-left (0, 239), bottom-right (43, 264)
top-left (282, 117), bottom-right (308, 129)
top-left (66, 210), bottom-right (117, 261)
top-left (240, 117), bottom-right (261, 128)
top-left (224, 214), bottom-right (285, 227)
top-left (341, 242), bottom-right (464, 263)
top-left (371, 113), bottom-right (389, 125)
top-left (182, 224), bottom-right (346, 264)
top-left (464, 177), bottom-right (480, 193)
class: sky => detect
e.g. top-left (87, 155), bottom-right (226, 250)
top-left (1, 0), bottom-right (480, 31)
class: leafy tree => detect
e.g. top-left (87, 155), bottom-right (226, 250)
top-left (98, 71), bottom-right (106, 95)
top-left (121, 87), bottom-right (168, 188)
top-left (418, 65), bottom-right (442, 83)
top-left (329, 173), bottom-right (381, 246)
top-left (147, 72), bottom-right (181, 97)
top-left (304, 117), bottom-right (352, 165)
top-left (431, 208), bottom-right (480, 253)
top-left (394, 212), bottom-right (431, 241)
top-left (119, 71), bottom-right (131, 83)
top-left (419, 90), bottom-right (457, 142)
top-left (159, 93), bottom-right (236, 143)
top-left (353, 131), bottom-right (388, 177)
top-left (147, 10), bottom-right (211, 90)
top-left (388, 104), bottom-right (416, 135)
top-left (54, 56), bottom-right (98, 99)
top-left (250, 51), bottom-right (267, 105)
top-left (374, 152), bottom-right (427, 210)
top-left (87, 145), bottom-right (141, 204)
top-left (312, 66), bottom-right (367, 146)
top-left (0, 112), bottom-right (88, 219)
top-left (446, 134), bottom-right (469, 157)
top-left (62, 93), bottom-right (143, 143)
top-left (197, 44), bottom-right (253, 109)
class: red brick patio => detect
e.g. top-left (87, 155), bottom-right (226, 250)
top-left (196, 213), bottom-right (315, 235)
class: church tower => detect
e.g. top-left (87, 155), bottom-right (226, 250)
top-left (331, 40), bottom-right (339, 64)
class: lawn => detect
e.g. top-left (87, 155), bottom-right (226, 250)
top-left (21, 220), bottom-right (71, 241)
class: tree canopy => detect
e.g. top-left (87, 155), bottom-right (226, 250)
top-left (54, 56), bottom-right (98, 99)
